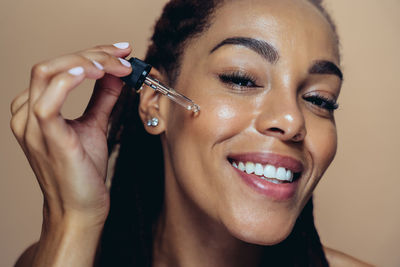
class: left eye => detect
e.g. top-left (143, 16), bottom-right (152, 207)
top-left (303, 95), bottom-right (338, 111)
top-left (218, 71), bottom-right (259, 88)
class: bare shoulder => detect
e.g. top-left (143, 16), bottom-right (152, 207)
top-left (323, 246), bottom-right (374, 267)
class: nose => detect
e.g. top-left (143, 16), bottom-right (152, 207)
top-left (255, 91), bottom-right (306, 143)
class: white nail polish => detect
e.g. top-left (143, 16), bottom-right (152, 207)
top-left (91, 60), bottom-right (104, 70)
top-left (68, 66), bottom-right (84, 76)
top-left (113, 42), bottom-right (130, 49)
top-left (118, 58), bottom-right (131, 68)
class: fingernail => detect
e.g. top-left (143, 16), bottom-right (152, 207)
top-left (91, 60), bottom-right (104, 70)
top-left (118, 58), bottom-right (131, 68)
top-left (68, 66), bottom-right (85, 76)
top-left (113, 42), bottom-right (130, 49)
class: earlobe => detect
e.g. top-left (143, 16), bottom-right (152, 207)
top-left (138, 68), bottom-right (168, 135)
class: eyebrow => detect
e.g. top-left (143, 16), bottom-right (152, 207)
top-left (210, 37), bottom-right (343, 80)
top-left (309, 60), bottom-right (343, 80)
top-left (210, 37), bottom-right (280, 64)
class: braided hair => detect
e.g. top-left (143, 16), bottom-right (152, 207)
top-left (99, 1), bottom-right (339, 266)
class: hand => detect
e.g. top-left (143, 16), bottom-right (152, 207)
top-left (10, 43), bottom-right (132, 226)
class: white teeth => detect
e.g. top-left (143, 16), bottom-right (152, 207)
top-left (231, 160), bottom-right (297, 183)
top-left (270, 179), bottom-right (280, 184)
top-left (238, 162), bottom-right (245, 171)
top-left (263, 164), bottom-right (276, 179)
top-left (245, 162), bottom-right (255, 174)
top-left (276, 167), bottom-right (287, 180)
top-left (286, 169), bottom-right (293, 182)
top-left (254, 163), bottom-right (264, 175)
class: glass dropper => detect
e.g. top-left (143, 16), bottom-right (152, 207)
top-left (121, 57), bottom-right (200, 114)
top-left (143, 76), bottom-right (200, 113)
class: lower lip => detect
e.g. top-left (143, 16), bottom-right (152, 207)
top-left (232, 166), bottom-right (299, 201)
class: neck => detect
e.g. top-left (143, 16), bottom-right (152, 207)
top-left (152, 171), bottom-right (264, 267)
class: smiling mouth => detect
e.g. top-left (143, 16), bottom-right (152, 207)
top-left (227, 153), bottom-right (303, 185)
top-left (228, 159), bottom-right (301, 184)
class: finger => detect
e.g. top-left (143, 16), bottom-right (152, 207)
top-left (25, 58), bottom-right (105, 155)
top-left (25, 66), bottom-right (86, 155)
top-left (78, 50), bottom-right (133, 77)
top-left (10, 101), bottom-right (33, 166)
top-left (10, 101), bottom-right (29, 144)
top-left (34, 66), bottom-right (86, 122)
top-left (31, 67), bottom-right (87, 152)
top-left (11, 88), bottom-right (29, 115)
top-left (84, 42), bottom-right (132, 58)
top-left (82, 74), bottom-right (125, 133)
top-left (29, 54), bottom-right (105, 106)
top-left (28, 42), bottom-right (132, 106)
top-left (31, 52), bottom-right (133, 121)
top-left (11, 99), bottom-right (28, 121)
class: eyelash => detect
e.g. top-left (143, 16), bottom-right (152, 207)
top-left (218, 71), bottom-right (259, 89)
top-left (218, 71), bottom-right (338, 111)
top-left (303, 94), bottom-right (339, 111)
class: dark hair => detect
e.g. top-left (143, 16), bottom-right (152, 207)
top-left (99, 1), bottom-right (339, 266)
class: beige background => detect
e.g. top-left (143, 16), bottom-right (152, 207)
top-left (1, 0), bottom-right (399, 266)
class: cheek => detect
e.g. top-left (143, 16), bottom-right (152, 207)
top-left (306, 118), bottom-right (337, 178)
top-left (186, 98), bottom-right (254, 144)
top-left (163, 94), bottom-right (264, 220)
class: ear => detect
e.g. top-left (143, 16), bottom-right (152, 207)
top-left (138, 67), bottom-right (169, 135)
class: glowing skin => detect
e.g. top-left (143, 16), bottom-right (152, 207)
top-left (139, 0), bottom-right (342, 266)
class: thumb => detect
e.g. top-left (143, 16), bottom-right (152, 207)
top-left (83, 74), bottom-right (125, 132)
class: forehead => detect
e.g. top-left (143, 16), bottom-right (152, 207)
top-left (192, 0), bottom-right (339, 64)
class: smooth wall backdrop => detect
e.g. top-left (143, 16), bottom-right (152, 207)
top-left (1, 0), bottom-right (399, 266)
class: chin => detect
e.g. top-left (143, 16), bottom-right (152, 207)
top-left (221, 209), bottom-right (297, 246)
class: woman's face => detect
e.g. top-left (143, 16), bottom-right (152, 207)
top-left (157, 0), bottom-right (342, 245)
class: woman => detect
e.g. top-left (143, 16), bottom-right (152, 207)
top-left (11, 0), bottom-right (370, 266)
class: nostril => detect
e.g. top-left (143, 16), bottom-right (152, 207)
top-left (292, 133), bottom-right (303, 142)
top-left (268, 127), bottom-right (284, 134)
top-left (265, 127), bottom-right (304, 142)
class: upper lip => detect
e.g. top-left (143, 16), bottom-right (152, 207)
top-left (228, 152), bottom-right (304, 173)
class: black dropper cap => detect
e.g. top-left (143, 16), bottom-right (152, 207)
top-left (120, 57), bottom-right (152, 90)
